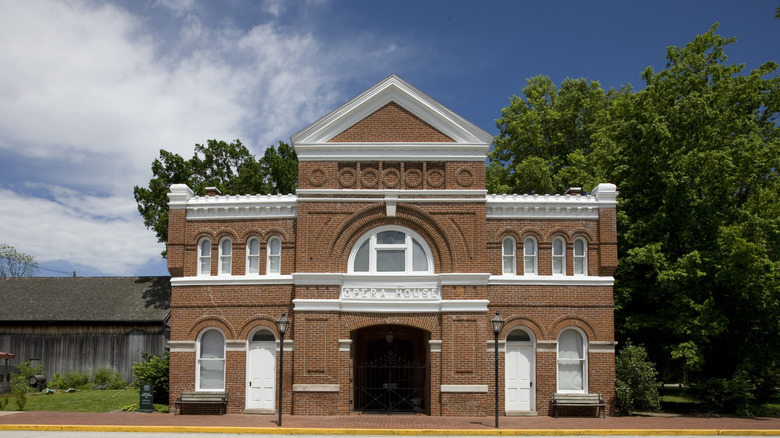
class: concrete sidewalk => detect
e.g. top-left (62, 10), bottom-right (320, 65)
top-left (0, 411), bottom-right (779, 435)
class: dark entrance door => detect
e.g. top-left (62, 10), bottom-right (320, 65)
top-left (353, 326), bottom-right (428, 413)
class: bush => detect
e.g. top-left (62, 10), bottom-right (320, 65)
top-left (132, 350), bottom-right (169, 405)
top-left (615, 343), bottom-right (661, 414)
top-left (10, 360), bottom-right (42, 391)
top-left (0, 393), bottom-right (8, 410)
top-left (120, 402), bottom-right (169, 413)
top-left (59, 371), bottom-right (90, 390)
top-left (12, 383), bottom-right (27, 410)
top-left (689, 372), bottom-right (757, 416)
top-left (92, 368), bottom-right (127, 390)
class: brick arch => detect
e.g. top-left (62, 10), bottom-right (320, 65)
top-left (548, 315), bottom-right (597, 341)
top-left (494, 227), bottom-right (522, 242)
top-left (328, 203), bottom-right (454, 273)
top-left (262, 227), bottom-right (291, 242)
top-left (191, 230), bottom-right (216, 244)
top-left (214, 228), bottom-right (239, 241)
top-left (502, 315), bottom-right (545, 340)
top-left (239, 228), bottom-right (264, 242)
top-left (187, 315), bottom-right (236, 340)
top-left (518, 228), bottom-right (544, 242)
top-left (342, 313), bottom-right (440, 338)
top-left (545, 227), bottom-right (571, 242)
top-left (238, 314), bottom-right (282, 340)
top-left (570, 228), bottom-right (595, 243)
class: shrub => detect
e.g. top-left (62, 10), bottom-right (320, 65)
top-left (11, 383), bottom-right (27, 410)
top-left (132, 350), bottom-right (169, 405)
top-left (60, 371), bottom-right (90, 390)
top-left (92, 368), bottom-right (127, 390)
top-left (689, 372), bottom-right (757, 416)
top-left (615, 343), bottom-right (661, 414)
top-left (10, 360), bottom-right (42, 391)
top-left (0, 393), bottom-right (8, 410)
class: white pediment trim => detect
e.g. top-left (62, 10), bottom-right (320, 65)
top-left (290, 75), bottom-right (492, 160)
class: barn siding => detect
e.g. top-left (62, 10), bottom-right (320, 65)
top-left (0, 323), bottom-right (167, 382)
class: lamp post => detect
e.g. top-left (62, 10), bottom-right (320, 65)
top-left (491, 311), bottom-right (504, 428)
top-left (276, 312), bottom-right (290, 427)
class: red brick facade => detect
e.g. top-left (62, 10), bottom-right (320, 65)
top-left (167, 75), bottom-right (617, 417)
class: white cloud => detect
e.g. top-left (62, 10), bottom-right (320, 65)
top-left (0, 0), bottom-right (405, 275)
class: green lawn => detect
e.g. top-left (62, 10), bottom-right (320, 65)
top-left (1, 388), bottom-right (140, 413)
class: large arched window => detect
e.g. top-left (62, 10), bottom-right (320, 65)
top-left (557, 328), bottom-right (587, 393)
top-left (552, 237), bottom-right (566, 275)
top-left (246, 237), bottom-right (260, 275)
top-left (218, 237), bottom-right (232, 276)
top-left (350, 226), bottom-right (433, 274)
top-left (573, 238), bottom-right (587, 276)
top-left (267, 236), bottom-right (281, 275)
top-left (523, 237), bottom-right (537, 275)
top-left (502, 236), bottom-right (516, 275)
top-left (197, 328), bottom-right (225, 391)
top-left (198, 238), bottom-right (211, 276)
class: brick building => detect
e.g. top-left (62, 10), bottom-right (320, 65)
top-left (166, 75), bottom-right (618, 417)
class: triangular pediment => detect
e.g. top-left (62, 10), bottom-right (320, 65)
top-left (291, 75), bottom-right (492, 161)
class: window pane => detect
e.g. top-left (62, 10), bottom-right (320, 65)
top-left (377, 231), bottom-right (405, 245)
top-left (220, 239), bottom-right (232, 256)
top-left (524, 238), bottom-right (536, 256)
top-left (558, 361), bottom-right (584, 391)
top-left (269, 256), bottom-right (280, 274)
top-left (412, 239), bottom-right (428, 271)
top-left (200, 258), bottom-right (210, 274)
top-left (558, 330), bottom-right (583, 359)
top-left (507, 330), bottom-right (530, 342)
top-left (574, 239), bottom-right (584, 255)
top-left (201, 330), bottom-right (224, 359)
top-left (503, 257), bottom-right (514, 274)
top-left (249, 239), bottom-right (260, 255)
top-left (503, 238), bottom-right (514, 256)
top-left (377, 249), bottom-right (405, 272)
top-left (553, 257), bottom-right (563, 274)
top-left (524, 256), bottom-right (535, 274)
top-left (252, 330), bottom-right (275, 342)
top-left (553, 238), bottom-right (564, 255)
top-left (574, 258), bottom-right (584, 275)
top-left (248, 256), bottom-right (259, 274)
top-left (269, 238), bottom-right (280, 255)
top-left (220, 257), bottom-right (231, 274)
top-left (199, 360), bottom-right (225, 390)
top-left (354, 240), bottom-right (369, 272)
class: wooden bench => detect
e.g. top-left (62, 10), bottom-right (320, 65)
top-left (552, 393), bottom-right (605, 418)
top-left (174, 391), bottom-right (228, 415)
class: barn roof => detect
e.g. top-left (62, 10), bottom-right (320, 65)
top-left (0, 276), bottom-right (170, 323)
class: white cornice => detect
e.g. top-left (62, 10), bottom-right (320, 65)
top-left (488, 275), bottom-right (615, 287)
top-left (171, 275), bottom-right (294, 287)
top-left (293, 298), bottom-right (489, 313)
top-left (293, 143), bottom-right (489, 162)
top-left (486, 183), bottom-right (619, 219)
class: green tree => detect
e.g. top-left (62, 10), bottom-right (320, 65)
top-left (615, 343), bottom-right (661, 414)
top-left (132, 350), bottom-right (169, 405)
top-left (489, 24), bottom-right (780, 406)
top-left (133, 140), bottom-right (298, 255)
top-left (0, 244), bottom-right (39, 278)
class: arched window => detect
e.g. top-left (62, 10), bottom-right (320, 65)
top-left (198, 238), bottom-right (211, 276)
top-left (267, 236), bottom-right (281, 275)
top-left (246, 237), bottom-right (260, 275)
top-left (557, 328), bottom-right (587, 393)
top-left (574, 238), bottom-right (587, 276)
top-left (523, 237), bottom-right (537, 275)
top-left (350, 226), bottom-right (432, 274)
top-left (197, 328), bottom-right (225, 390)
top-left (502, 237), bottom-right (516, 275)
top-left (218, 238), bottom-right (232, 276)
top-left (552, 237), bottom-right (566, 275)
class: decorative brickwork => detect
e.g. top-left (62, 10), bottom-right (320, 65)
top-left (329, 102), bottom-right (454, 143)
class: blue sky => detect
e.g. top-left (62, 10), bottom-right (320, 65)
top-left (0, 0), bottom-right (777, 277)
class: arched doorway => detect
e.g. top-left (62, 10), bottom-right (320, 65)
top-left (245, 328), bottom-right (276, 413)
top-left (505, 327), bottom-right (536, 413)
top-left (352, 325), bottom-right (429, 413)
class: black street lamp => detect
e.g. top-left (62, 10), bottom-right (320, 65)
top-left (491, 311), bottom-right (504, 428)
top-left (276, 312), bottom-right (291, 427)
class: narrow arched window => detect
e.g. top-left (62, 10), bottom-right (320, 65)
top-left (502, 237), bottom-right (516, 275)
top-left (349, 226), bottom-right (432, 274)
top-left (218, 238), bottom-right (232, 276)
top-left (197, 329), bottom-right (225, 390)
top-left (267, 236), bottom-right (281, 275)
top-left (523, 237), bottom-right (537, 275)
top-left (574, 238), bottom-right (587, 276)
top-left (198, 238), bottom-right (211, 276)
top-left (552, 237), bottom-right (566, 275)
top-left (557, 328), bottom-right (587, 393)
top-left (246, 237), bottom-right (260, 275)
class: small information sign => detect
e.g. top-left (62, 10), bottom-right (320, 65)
top-left (138, 383), bottom-right (154, 413)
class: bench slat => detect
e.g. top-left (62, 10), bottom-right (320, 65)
top-left (552, 393), bottom-right (605, 418)
top-left (175, 391), bottom-right (228, 415)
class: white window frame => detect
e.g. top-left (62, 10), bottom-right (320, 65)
top-left (246, 237), bottom-right (261, 275)
top-left (267, 236), bottom-right (281, 275)
top-left (573, 238), bottom-right (587, 276)
top-left (218, 237), bottom-right (232, 276)
top-left (556, 327), bottom-right (588, 394)
top-left (196, 328), bottom-right (226, 391)
top-left (197, 238), bottom-right (212, 276)
top-left (523, 236), bottom-right (538, 276)
top-left (552, 236), bottom-right (566, 276)
top-left (502, 236), bottom-right (516, 275)
top-left (348, 226), bottom-right (433, 274)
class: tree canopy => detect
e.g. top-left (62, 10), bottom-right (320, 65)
top-left (0, 244), bottom-right (39, 278)
top-left (133, 139), bottom-right (298, 254)
top-left (489, 24), bottom-right (780, 404)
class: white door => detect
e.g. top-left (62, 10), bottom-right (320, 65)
top-left (246, 340), bottom-right (276, 411)
top-left (506, 342), bottom-right (534, 412)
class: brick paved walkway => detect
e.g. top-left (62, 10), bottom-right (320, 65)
top-left (1, 411), bottom-right (779, 433)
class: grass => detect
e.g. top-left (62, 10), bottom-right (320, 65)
top-left (0, 388), bottom-right (140, 413)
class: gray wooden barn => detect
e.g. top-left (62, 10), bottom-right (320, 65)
top-left (0, 276), bottom-right (170, 382)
